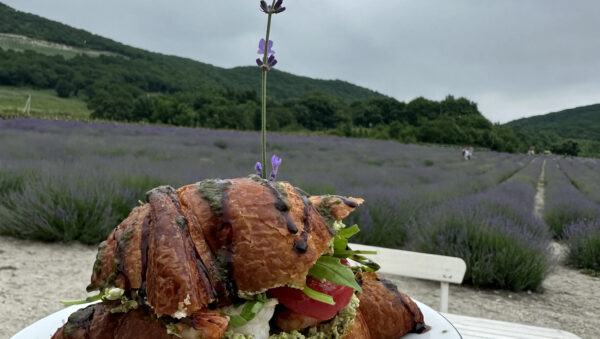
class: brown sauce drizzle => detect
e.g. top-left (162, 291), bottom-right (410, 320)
top-left (163, 186), bottom-right (217, 300)
top-left (293, 190), bottom-right (312, 253)
top-left (140, 213), bottom-right (150, 290)
top-left (377, 277), bottom-right (427, 334)
top-left (216, 183), bottom-right (237, 303)
top-left (63, 304), bottom-right (96, 337)
top-left (143, 186), bottom-right (218, 303)
top-left (332, 195), bottom-right (359, 208)
top-left (114, 229), bottom-right (129, 288)
top-left (265, 182), bottom-right (298, 234)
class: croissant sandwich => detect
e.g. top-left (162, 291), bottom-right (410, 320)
top-left (53, 176), bottom-right (426, 339)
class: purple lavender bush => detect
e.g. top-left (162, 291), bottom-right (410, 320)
top-left (558, 157), bottom-right (600, 204)
top-left (563, 219), bottom-right (600, 274)
top-left (406, 159), bottom-right (552, 291)
top-left (0, 118), bottom-right (530, 245)
top-left (544, 158), bottom-right (600, 237)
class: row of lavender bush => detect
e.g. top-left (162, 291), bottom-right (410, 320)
top-left (543, 158), bottom-right (600, 237)
top-left (557, 157), bottom-right (600, 204)
top-left (551, 158), bottom-right (600, 273)
top-left (0, 118), bottom-right (528, 246)
top-left (405, 158), bottom-right (553, 291)
top-left (564, 219), bottom-right (600, 273)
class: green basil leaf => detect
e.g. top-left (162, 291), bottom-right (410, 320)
top-left (226, 314), bottom-right (249, 328)
top-left (60, 292), bottom-right (103, 306)
top-left (302, 286), bottom-right (335, 305)
top-left (222, 300), bottom-right (265, 328)
top-left (333, 237), bottom-right (348, 253)
top-left (348, 254), bottom-right (381, 272)
top-left (243, 300), bottom-right (265, 318)
top-left (333, 249), bottom-right (377, 258)
top-left (308, 256), bottom-right (362, 293)
top-left (337, 224), bottom-right (360, 239)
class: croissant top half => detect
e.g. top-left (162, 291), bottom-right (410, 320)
top-left (88, 176), bottom-right (363, 318)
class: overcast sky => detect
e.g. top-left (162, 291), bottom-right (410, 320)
top-left (4, 0), bottom-right (600, 123)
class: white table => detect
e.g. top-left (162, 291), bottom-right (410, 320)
top-left (12, 300), bottom-right (461, 339)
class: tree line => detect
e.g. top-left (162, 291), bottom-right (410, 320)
top-left (0, 48), bottom-right (524, 152)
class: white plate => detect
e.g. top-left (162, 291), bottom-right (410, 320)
top-left (12, 300), bottom-right (461, 339)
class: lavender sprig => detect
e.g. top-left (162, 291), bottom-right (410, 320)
top-left (255, 162), bottom-right (263, 177)
top-left (255, 0), bottom-right (284, 179)
top-left (269, 155), bottom-right (282, 181)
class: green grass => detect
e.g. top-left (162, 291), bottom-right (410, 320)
top-left (0, 86), bottom-right (90, 119)
top-left (0, 33), bottom-right (121, 59)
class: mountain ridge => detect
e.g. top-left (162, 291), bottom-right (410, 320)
top-left (0, 2), bottom-right (384, 103)
top-left (506, 103), bottom-right (600, 140)
top-left (506, 103), bottom-right (600, 156)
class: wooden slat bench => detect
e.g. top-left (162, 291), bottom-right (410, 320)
top-left (349, 243), bottom-right (466, 313)
top-left (442, 313), bottom-right (580, 339)
top-left (349, 243), bottom-right (581, 339)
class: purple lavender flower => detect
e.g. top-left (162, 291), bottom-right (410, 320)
top-left (260, 0), bottom-right (285, 14)
top-left (260, 0), bottom-right (268, 12)
top-left (256, 53), bottom-right (278, 70)
top-left (255, 161), bottom-right (263, 177)
top-left (257, 39), bottom-right (274, 57)
top-left (269, 154), bottom-right (282, 181)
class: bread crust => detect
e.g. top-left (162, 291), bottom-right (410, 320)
top-left (228, 179), bottom-right (332, 292)
top-left (357, 272), bottom-right (425, 338)
top-left (51, 303), bottom-right (175, 339)
top-left (88, 178), bottom-right (356, 315)
top-left (343, 308), bottom-right (371, 339)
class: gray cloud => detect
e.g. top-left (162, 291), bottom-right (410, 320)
top-left (4, 0), bottom-right (600, 122)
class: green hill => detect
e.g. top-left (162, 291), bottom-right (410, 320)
top-left (507, 104), bottom-right (600, 140)
top-left (506, 104), bottom-right (600, 157)
top-left (0, 2), bottom-right (382, 103)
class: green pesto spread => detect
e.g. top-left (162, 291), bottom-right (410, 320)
top-left (222, 331), bottom-right (254, 339)
top-left (315, 195), bottom-right (343, 233)
top-left (196, 179), bottom-right (231, 216)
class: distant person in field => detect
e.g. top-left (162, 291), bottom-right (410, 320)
top-left (462, 147), bottom-right (472, 160)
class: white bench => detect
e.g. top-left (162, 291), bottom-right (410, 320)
top-left (349, 243), bottom-right (466, 313)
top-left (442, 313), bottom-right (580, 339)
top-left (349, 243), bottom-right (581, 339)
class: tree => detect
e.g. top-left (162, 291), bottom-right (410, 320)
top-left (55, 79), bottom-right (73, 98)
top-left (551, 140), bottom-right (580, 156)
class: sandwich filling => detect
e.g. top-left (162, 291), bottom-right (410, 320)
top-left (223, 295), bottom-right (359, 339)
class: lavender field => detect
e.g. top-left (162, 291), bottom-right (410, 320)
top-left (0, 118), bottom-right (599, 288)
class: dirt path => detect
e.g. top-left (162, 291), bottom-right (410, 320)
top-left (534, 158), bottom-right (547, 219)
top-left (0, 237), bottom-right (97, 338)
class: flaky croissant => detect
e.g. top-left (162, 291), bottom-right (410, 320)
top-left (53, 176), bottom-right (425, 339)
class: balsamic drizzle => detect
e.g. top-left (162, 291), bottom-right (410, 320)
top-left (377, 277), bottom-right (427, 333)
top-left (265, 181), bottom-right (299, 234)
top-left (114, 228), bottom-right (129, 287)
top-left (140, 212), bottom-right (150, 291)
top-left (166, 186), bottom-right (218, 300)
top-left (332, 195), bottom-right (359, 208)
top-left (293, 190), bottom-right (313, 253)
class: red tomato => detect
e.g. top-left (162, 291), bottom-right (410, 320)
top-left (268, 276), bottom-right (354, 321)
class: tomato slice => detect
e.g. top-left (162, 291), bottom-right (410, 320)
top-left (268, 276), bottom-right (354, 321)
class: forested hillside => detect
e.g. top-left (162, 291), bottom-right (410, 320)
top-left (0, 2), bottom-right (523, 152)
top-left (507, 104), bottom-right (600, 157)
